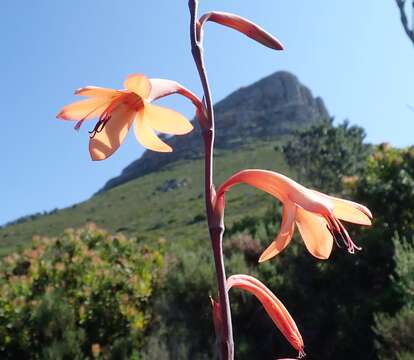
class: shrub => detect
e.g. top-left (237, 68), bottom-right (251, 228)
top-left (374, 235), bottom-right (414, 359)
top-left (282, 118), bottom-right (371, 192)
top-left (374, 304), bottom-right (414, 360)
top-left (0, 224), bottom-right (164, 359)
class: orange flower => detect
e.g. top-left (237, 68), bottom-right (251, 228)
top-left (197, 11), bottom-right (284, 51)
top-left (57, 74), bottom-right (199, 160)
top-left (227, 274), bottom-right (305, 358)
top-left (216, 169), bottom-right (372, 261)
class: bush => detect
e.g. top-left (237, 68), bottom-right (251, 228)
top-left (374, 304), bottom-right (414, 360)
top-left (374, 235), bottom-right (414, 359)
top-left (0, 224), bottom-right (164, 359)
top-left (282, 118), bottom-right (371, 192)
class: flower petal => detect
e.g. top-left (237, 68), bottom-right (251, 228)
top-left (124, 74), bottom-right (151, 98)
top-left (227, 274), bottom-right (304, 355)
top-left (259, 202), bottom-right (296, 262)
top-left (75, 86), bottom-right (121, 98)
top-left (330, 197), bottom-right (372, 225)
top-left (133, 113), bottom-right (172, 153)
top-left (89, 104), bottom-right (135, 161)
top-left (57, 97), bottom-right (113, 121)
top-left (295, 207), bottom-right (333, 259)
top-left (311, 190), bottom-right (372, 225)
top-left (143, 103), bottom-right (193, 135)
top-left (331, 199), bottom-right (372, 225)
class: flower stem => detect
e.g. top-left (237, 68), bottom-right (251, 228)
top-left (188, 1), bottom-right (234, 359)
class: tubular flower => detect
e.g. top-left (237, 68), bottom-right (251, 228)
top-left (197, 11), bottom-right (284, 51)
top-left (216, 169), bottom-right (372, 261)
top-left (227, 274), bottom-right (305, 358)
top-left (57, 74), bottom-right (201, 160)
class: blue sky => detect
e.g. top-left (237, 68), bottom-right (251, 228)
top-left (1, 0), bottom-right (413, 225)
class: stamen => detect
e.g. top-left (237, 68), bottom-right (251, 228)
top-left (337, 220), bottom-right (362, 253)
top-left (298, 350), bottom-right (306, 359)
top-left (326, 225), bottom-right (343, 248)
top-left (74, 120), bottom-right (84, 131)
top-left (88, 101), bottom-right (115, 138)
top-left (325, 216), bottom-right (361, 254)
top-left (88, 93), bottom-right (142, 138)
top-left (89, 117), bottom-right (109, 138)
top-left (77, 103), bottom-right (110, 131)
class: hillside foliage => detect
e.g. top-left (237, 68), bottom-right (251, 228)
top-left (0, 225), bottom-right (164, 359)
top-left (1, 122), bottom-right (414, 359)
top-left (282, 118), bottom-right (371, 192)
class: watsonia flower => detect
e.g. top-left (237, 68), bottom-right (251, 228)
top-left (216, 169), bottom-right (372, 261)
top-left (57, 74), bottom-right (202, 160)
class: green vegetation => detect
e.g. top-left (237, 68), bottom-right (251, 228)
top-left (282, 118), bottom-right (371, 191)
top-left (0, 225), bottom-right (164, 359)
top-left (0, 140), bottom-right (294, 358)
top-left (1, 122), bottom-right (414, 359)
top-left (0, 141), bottom-right (290, 256)
top-left (374, 235), bottom-right (414, 359)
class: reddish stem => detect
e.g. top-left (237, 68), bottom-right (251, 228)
top-left (188, 1), bottom-right (234, 359)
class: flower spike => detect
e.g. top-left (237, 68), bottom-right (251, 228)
top-left (227, 274), bottom-right (305, 358)
top-left (198, 11), bottom-right (284, 50)
top-left (216, 169), bottom-right (372, 261)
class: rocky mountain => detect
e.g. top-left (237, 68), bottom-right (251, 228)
top-left (100, 71), bottom-right (329, 192)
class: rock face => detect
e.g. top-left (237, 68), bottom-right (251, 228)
top-left (99, 71), bottom-right (329, 192)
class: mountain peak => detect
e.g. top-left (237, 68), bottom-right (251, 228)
top-left (99, 71), bottom-right (329, 192)
top-left (215, 71), bottom-right (326, 114)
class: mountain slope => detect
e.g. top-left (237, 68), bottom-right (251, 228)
top-left (100, 71), bottom-right (328, 192)
top-left (0, 143), bottom-right (290, 256)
